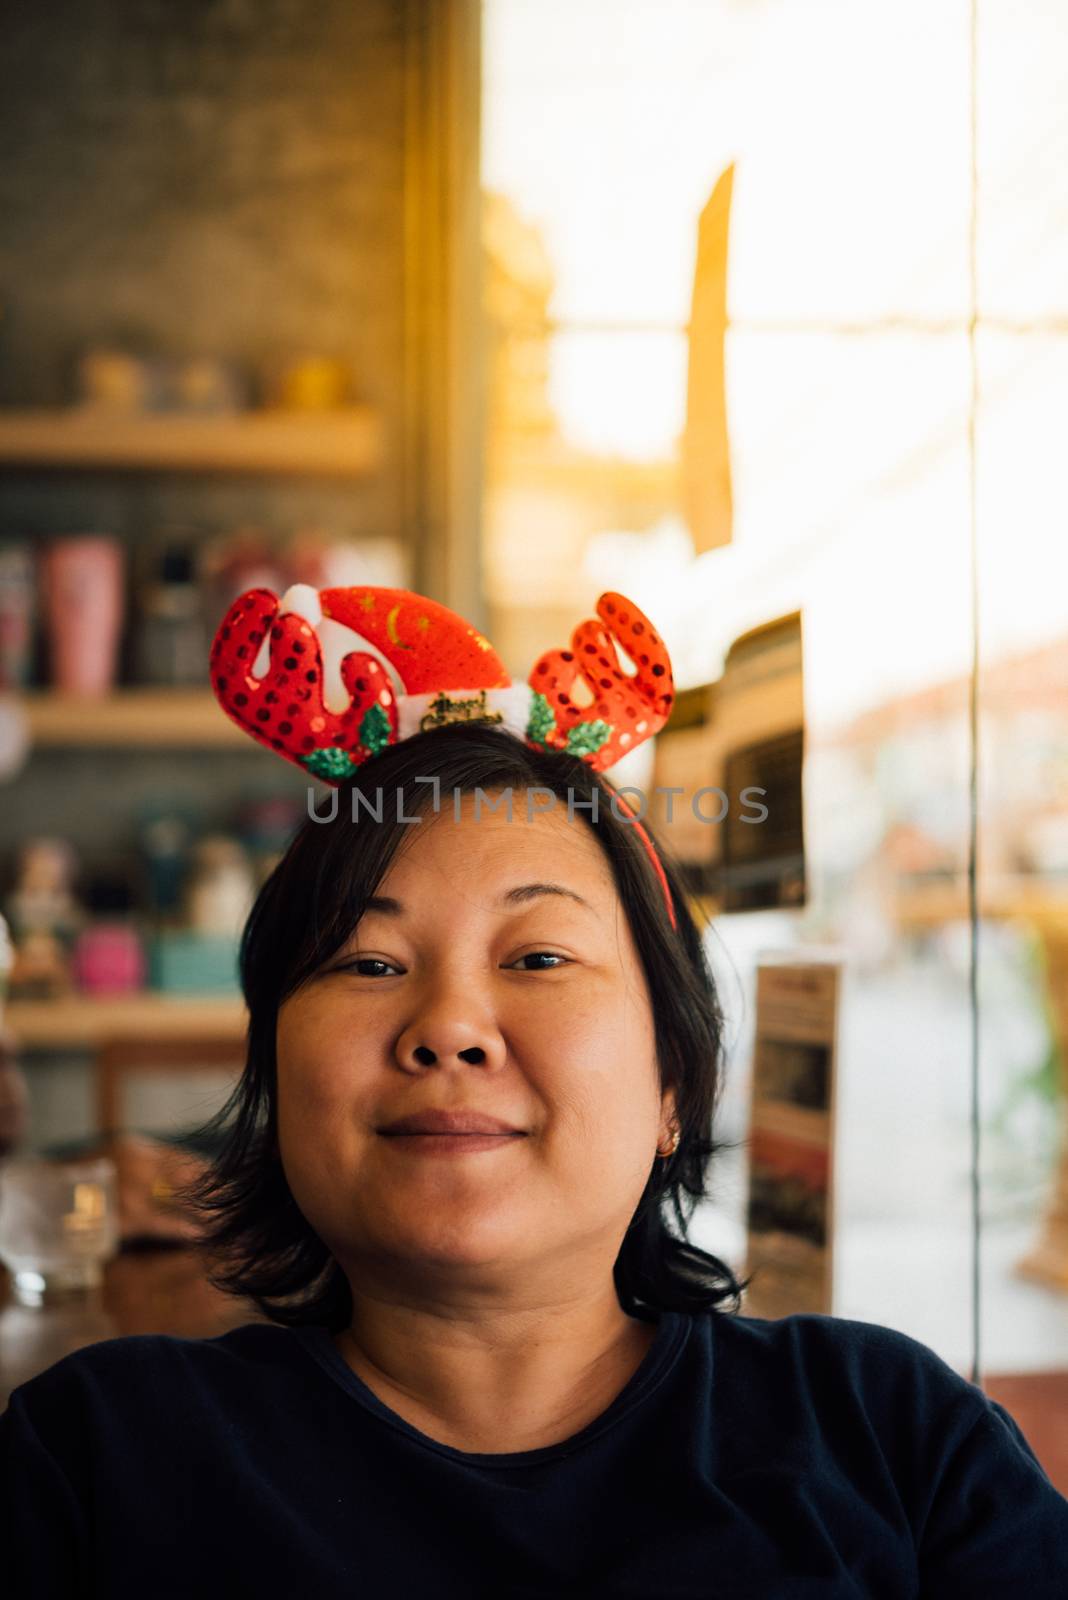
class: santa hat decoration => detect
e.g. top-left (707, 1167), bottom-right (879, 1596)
top-left (210, 584), bottom-right (678, 924)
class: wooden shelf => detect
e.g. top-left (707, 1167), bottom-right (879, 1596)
top-left (0, 406), bottom-right (382, 476)
top-left (893, 877), bottom-right (1068, 929)
top-left (21, 689), bottom-right (250, 748)
top-left (4, 993), bottom-right (247, 1050)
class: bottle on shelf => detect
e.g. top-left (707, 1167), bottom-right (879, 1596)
top-left (40, 535), bottom-right (125, 697)
top-left (133, 538), bottom-right (208, 687)
top-left (0, 914), bottom-right (29, 1157)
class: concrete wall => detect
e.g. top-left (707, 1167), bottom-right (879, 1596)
top-left (0, 0), bottom-right (411, 867)
top-left (0, 0), bottom-right (407, 507)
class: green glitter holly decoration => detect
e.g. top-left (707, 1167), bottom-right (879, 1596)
top-left (565, 720), bottom-right (612, 757)
top-left (358, 702), bottom-right (393, 756)
top-left (525, 691), bottom-right (557, 747)
top-left (301, 746), bottom-right (361, 782)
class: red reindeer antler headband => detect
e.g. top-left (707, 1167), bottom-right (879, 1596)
top-left (210, 584), bottom-right (677, 928)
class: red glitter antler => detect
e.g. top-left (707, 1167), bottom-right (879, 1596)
top-left (210, 588), bottom-right (399, 783)
top-left (525, 592), bottom-right (674, 772)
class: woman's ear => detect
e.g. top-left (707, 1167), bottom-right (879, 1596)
top-left (658, 1085), bottom-right (679, 1145)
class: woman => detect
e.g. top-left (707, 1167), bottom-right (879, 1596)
top-left (4, 617), bottom-right (1068, 1597)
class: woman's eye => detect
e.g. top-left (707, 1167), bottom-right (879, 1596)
top-left (347, 958), bottom-right (400, 978)
top-left (511, 951), bottom-right (568, 971)
top-left (335, 953), bottom-right (567, 976)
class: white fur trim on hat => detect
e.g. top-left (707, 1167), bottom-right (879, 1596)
top-left (278, 584), bottom-right (323, 628)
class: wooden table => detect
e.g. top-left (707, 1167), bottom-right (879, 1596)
top-left (0, 1246), bottom-right (268, 1409)
top-left (984, 1372), bottom-right (1068, 1498)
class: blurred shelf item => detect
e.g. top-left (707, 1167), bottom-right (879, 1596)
top-left (1016, 1234), bottom-right (1068, 1293)
top-left (0, 406), bottom-right (382, 476)
top-left (893, 875), bottom-right (1068, 929)
top-left (892, 877), bottom-right (1068, 1297)
top-left (22, 689), bottom-right (245, 748)
top-left (5, 993), bottom-right (247, 1049)
top-left (686, 893), bottom-right (721, 923)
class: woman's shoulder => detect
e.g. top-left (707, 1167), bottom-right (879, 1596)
top-left (704, 1307), bottom-right (993, 1444)
top-left (3, 1321), bottom-right (303, 1425)
top-left (709, 1304), bottom-right (977, 1380)
top-left (701, 1308), bottom-right (1059, 1504)
top-left (693, 1307), bottom-right (1068, 1586)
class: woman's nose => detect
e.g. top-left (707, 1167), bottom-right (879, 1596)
top-left (394, 989), bottom-right (507, 1075)
top-left (409, 1042), bottom-right (486, 1067)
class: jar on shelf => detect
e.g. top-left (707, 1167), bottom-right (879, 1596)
top-left (184, 836), bottom-right (255, 940)
top-left (70, 872), bottom-right (146, 996)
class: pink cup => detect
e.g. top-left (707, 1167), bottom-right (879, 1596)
top-left (41, 536), bottom-right (125, 696)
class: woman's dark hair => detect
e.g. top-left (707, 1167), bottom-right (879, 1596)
top-left (180, 723), bottom-right (749, 1329)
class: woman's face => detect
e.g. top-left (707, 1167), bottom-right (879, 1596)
top-left (275, 790), bottom-right (676, 1297)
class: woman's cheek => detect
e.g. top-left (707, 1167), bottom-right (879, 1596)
top-left (515, 976), bottom-right (614, 1042)
top-left (281, 993), bottom-right (355, 1082)
top-left (278, 1005), bottom-right (352, 1143)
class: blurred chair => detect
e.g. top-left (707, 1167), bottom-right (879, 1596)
top-left (94, 1034), bottom-right (244, 1148)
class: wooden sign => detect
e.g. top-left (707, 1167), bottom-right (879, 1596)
top-left (742, 956), bottom-right (843, 1319)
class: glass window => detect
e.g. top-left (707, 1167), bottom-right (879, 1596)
top-left (482, 0), bottom-right (1068, 1430)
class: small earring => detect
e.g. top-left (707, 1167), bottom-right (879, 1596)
top-left (657, 1127), bottom-right (680, 1159)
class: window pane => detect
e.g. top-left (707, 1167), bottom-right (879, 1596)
top-left (484, 0), bottom-right (969, 327)
top-left (548, 329), bottom-right (688, 460)
top-left (979, 2), bottom-right (1068, 320)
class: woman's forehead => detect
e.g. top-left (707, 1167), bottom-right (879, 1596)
top-left (380, 797), bottom-right (615, 903)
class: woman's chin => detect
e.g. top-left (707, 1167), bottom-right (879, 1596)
top-left (370, 1211), bottom-right (532, 1275)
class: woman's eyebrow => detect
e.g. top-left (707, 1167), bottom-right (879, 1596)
top-left (500, 881), bottom-right (593, 911)
top-left (362, 882), bottom-right (593, 917)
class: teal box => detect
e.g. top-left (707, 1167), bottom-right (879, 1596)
top-left (149, 931), bottom-right (242, 994)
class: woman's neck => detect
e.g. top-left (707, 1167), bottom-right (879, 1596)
top-left (332, 1289), bottom-right (658, 1456)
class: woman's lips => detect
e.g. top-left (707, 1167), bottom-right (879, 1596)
top-left (378, 1132), bottom-right (526, 1156)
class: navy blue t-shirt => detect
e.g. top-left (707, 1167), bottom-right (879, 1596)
top-left (2, 1307), bottom-right (1066, 1598)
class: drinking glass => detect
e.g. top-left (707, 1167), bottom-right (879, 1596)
top-left (0, 1156), bottom-right (120, 1305)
